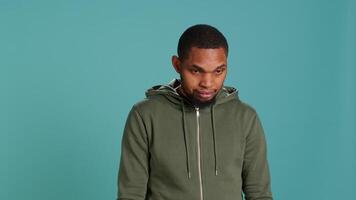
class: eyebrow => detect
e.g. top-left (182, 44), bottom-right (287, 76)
top-left (191, 64), bottom-right (226, 72)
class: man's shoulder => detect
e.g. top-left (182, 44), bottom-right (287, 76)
top-left (222, 96), bottom-right (258, 116)
top-left (237, 100), bottom-right (258, 115)
top-left (131, 95), bottom-right (172, 115)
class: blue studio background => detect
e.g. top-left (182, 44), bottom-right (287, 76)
top-left (2, 0), bottom-right (355, 199)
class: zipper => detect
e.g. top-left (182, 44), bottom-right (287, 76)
top-left (195, 107), bottom-right (204, 200)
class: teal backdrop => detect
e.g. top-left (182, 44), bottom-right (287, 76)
top-left (2, 0), bottom-right (355, 199)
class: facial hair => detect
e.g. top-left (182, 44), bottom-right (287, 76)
top-left (178, 75), bottom-right (217, 108)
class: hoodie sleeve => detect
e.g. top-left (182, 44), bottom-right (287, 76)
top-left (242, 113), bottom-right (273, 200)
top-left (117, 106), bottom-right (149, 200)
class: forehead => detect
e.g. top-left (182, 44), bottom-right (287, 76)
top-left (184, 47), bottom-right (227, 66)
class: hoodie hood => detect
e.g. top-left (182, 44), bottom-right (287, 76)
top-left (145, 78), bottom-right (239, 179)
top-left (145, 78), bottom-right (239, 107)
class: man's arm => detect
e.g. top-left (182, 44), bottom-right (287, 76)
top-left (117, 106), bottom-right (149, 200)
top-left (242, 113), bottom-right (273, 200)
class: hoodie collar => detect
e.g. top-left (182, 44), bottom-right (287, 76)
top-left (145, 78), bottom-right (239, 106)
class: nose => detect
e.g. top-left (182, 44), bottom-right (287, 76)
top-left (199, 73), bottom-right (213, 88)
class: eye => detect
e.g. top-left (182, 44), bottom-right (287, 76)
top-left (191, 69), bottom-right (200, 74)
top-left (215, 68), bottom-right (225, 75)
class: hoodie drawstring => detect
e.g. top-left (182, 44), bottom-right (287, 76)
top-left (180, 99), bottom-right (219, 179)
top-left (211, 104), bottom-right (218, 176)
top-left (181, 99), bottom-right (192, 179)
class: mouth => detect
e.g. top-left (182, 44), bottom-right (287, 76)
top-left (196, 90), bottom-right (215, 99)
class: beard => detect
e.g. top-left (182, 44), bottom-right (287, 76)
top-left (191, 93), bottom-right (217, 108)
top-left (178, 76), bottom-right (217, 108)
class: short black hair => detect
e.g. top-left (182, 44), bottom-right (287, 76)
top-left (177, 24), bottom-right (228, 60)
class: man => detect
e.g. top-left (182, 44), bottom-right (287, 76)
top-left (117, 24), bottom-right (273, 200)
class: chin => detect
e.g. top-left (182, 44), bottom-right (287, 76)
top-left (198, 97), bottom-right (214, 102)
top-left (192, 96), bottom-right (216, 107)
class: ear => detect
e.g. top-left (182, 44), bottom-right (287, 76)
top-left (171, 55), bottom-right (181, 73)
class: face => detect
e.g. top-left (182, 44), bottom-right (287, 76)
top-left (172, 47), bottom-right (227, 105)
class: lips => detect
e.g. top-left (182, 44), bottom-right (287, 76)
top-left (196, 90), bottom-right (215, 99)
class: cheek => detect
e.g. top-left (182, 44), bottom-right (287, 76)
top-left (214, 74), bottom-right (227, 88)
top-left (218, 75), bottom-right (226, 84)
top-left (181, 72), bottom-right (198, 90)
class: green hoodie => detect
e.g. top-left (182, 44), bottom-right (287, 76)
top-left (117, 79), bottom-right (273, 200)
